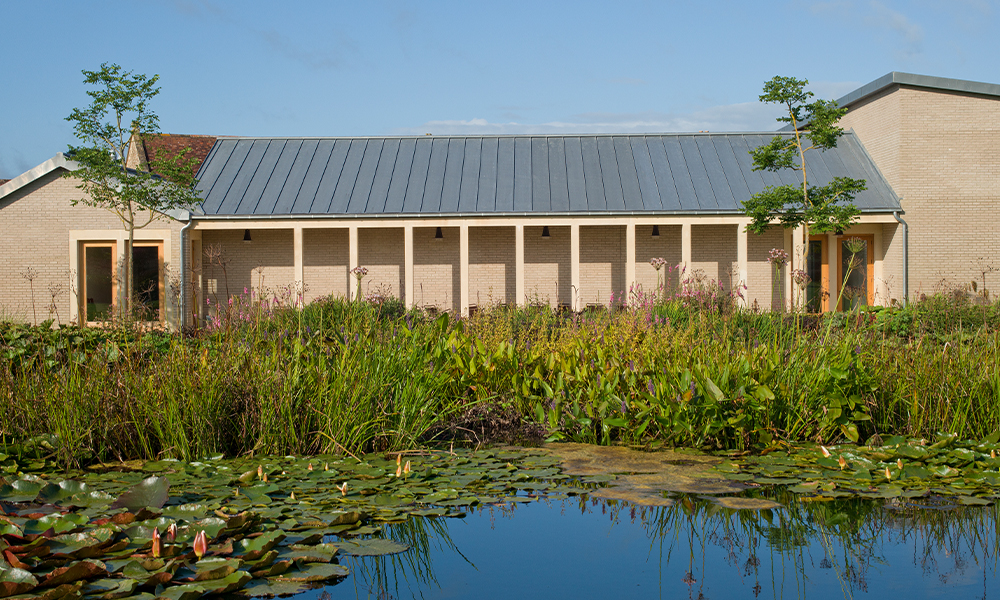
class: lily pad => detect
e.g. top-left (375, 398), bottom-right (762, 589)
top-left (331, 538), bottom-right (409, 557)
top-left (271, 562), bottom-right (349, 582)
top-left (110, 477), bottom-right (169, 511)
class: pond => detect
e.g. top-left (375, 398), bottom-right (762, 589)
top-left (2, 439), bottom-right (1000, 599)
top-left (317, 495), bottom-right (999, 600)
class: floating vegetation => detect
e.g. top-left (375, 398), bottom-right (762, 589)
top-left (0, 447), bottom-right (599, 599)
top-left (543, 443), bottom-right (753, 507)
top-left (716, 433), bottom-right (1000, 504)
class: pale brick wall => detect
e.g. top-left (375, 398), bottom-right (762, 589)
top-left (747, 229), bottom-right (784, 310)
top-left (0, 170), bottom-right (184, 325)
top-left (413, 227), bottom-right (458, 311)
top-left (578, 226), bottom-right (625, 306)
top-left (201, 229), bottom-right (296, 307)
top-left (524, 225), bottom-right (571, 307)
top-left (469, 226), bottom-right (515, 307)
top-left (691, 224), bottom-right (739, 291)
top-left (841, 85), bottom-right (1000, 299)
top-left (303, 228), bottom-right (349, 303)
top-left (635, 225), bottom-right (683, 300)
top-left (359, 227), bottom-right (404, 301)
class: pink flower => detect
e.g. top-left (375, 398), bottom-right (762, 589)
top-left (193, 530), bottom-right (208, 559)
top-left (151, 527), bottom-right (161, 558)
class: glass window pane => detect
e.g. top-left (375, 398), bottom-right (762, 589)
top-left (132, 245), bottom-right (161, 320)
top-left (806, 240), bottom-right (824, 312)
top-left (85, 246), bottom-right (114, 321)
top-left (841, 240), bottom-right (869, 310)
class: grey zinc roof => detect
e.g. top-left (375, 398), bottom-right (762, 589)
top-left (194, 133), bottom-right (900, 217)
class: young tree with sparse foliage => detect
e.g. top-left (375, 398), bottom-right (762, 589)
top-left (65, 63), bottom-right (200, 318)
top-left (741, 76), bottom-right (867, 270)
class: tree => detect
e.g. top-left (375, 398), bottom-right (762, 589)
top-left (741, 76), bottom-right (867, 268)
top-left (65, 63), bottom-right (200, 318)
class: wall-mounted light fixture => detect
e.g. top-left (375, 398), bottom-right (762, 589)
top-left (243, 229), bottom-right (252, 243)
top-left (541, 226), bottom-right (551, 239)
top-left (651, 225), bottom-right (660, 238)
top-left (434, 227), bottom-right (444, 240)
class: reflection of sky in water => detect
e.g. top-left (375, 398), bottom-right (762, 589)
top-left (300, 497), bottom-right (999, 599)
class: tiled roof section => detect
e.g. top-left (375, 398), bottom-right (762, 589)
top-left (195, 133), bottom-right (901, 217)
top-left (137, 134), bottom-right (217, 177)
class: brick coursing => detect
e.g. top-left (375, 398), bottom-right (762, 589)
top-left (840, 85), bottom-right (1000, 298)
top-left (0, 170), bottom-right (184, 324)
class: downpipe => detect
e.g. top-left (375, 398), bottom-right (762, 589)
top-left (179, 215), bottom-right (195, 330)
top-left (893, 210), bottom-right (909, 306)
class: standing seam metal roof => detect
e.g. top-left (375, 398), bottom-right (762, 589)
top-left (194, 133), bottom-right (900, 217)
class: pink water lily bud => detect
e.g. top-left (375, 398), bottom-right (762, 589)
top-left (193, 530), bottom-right (208, 559)
top-left (151, 527), bottom-right (161, 558)
top-left (838, 456), bottom-right (847, 470)
top-left (884, 467), bottom-right (892, 480)
top-left (403, 460), bottom-right (411, 475)
top-left (897, 459), bottom-right (904, 470)
top-left (337, 482), bottom-right (348, 496)
top-left (820, 446), bottom-right (831, 458)
top-left (395, 464), bottom-right (402, 477)
top-left (290, 491), bottom-right (296, 500)
top-left (396, 455), bottom-right (402, 466)
top-left (308, 463), bottom-right (313, 471)
top-left (166, 523), bottom-right (178, 543)
top-left (257, 465), bottom-right (263, 480)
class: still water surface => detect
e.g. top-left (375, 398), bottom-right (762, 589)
top-left (305, 495), bottom-right (998, 600)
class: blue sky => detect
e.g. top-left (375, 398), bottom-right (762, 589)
top-left (2, 0), bottom-right (998, 179)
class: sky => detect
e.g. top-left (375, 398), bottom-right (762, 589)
top-left (2, 0), bottom-right (998, 179)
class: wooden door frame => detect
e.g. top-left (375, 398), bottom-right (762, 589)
top-left (835, 234), bottom-right (875, 310)
top-left (79, 241), bottom-right (118, 324)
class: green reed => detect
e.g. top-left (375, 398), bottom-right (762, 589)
top-left (1, 291), bottom-right (999, 465)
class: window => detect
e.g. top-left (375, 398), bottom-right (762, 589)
top-left (81, 242), bottom-right (117, 322)
top-left (78, 240), bottom-right (165, 323)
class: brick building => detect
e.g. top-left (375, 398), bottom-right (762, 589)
top-left (1, 72), bottom-right (996, 328)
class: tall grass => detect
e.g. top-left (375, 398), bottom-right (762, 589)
top-left (2, 286), bottom-right (1000, 466)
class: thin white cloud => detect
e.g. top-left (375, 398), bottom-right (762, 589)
top-left (869, 1), bottom-right (924, 60)
top-left (391, 101), bottom-right (789, 136)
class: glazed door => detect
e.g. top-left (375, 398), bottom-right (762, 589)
top-left (806, 237), bottom-right (829, 313)
top-left (837, 235), bottom-right (875, 310)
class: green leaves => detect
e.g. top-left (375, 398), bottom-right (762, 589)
top-left (110, 476), bottom-right (169, 511)
top-left (742, 75), bottom-right (865, 238)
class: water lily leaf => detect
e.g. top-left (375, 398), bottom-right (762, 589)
top-left (280, 543), bottom-right (338, 564)
top-left (159, 504), bottom-right (208, 521)
top-left (233, 530), bottom-right (286, 560)
top-left (332, 538), bottom-right (409, 557)
top-left (190, 517), bottom-right (228, 539)
top-left (957, 495), bottom-right (992, 506)
top-left (80, 577), bottom-right (137, 599)
top-left (38, 480), bottom-right (89, 504)
top-left (0, 564), bottom-right (38, 597)
top-left (66, 490), bottom-right (115, 508)
top-left (710, 497), bottom-right (781, 510)
top-left (240, 578), bottom-right (313, 597)
top-left (250, 559), bottom-right (292, 578)
top-left (110, 477), bottom-right (169, 511)
top-left (0, 480), bottom-right (42, 503)
top-left (271, 562), bottom-right (349, 582)
top-left (182, 557), bottom-right (243, 582)
top-left (40, 558), bottom-right (106, 587)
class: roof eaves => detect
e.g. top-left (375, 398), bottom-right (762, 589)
top-left (0, 153), bottom-right (79, 200)
top-left (191, 206), bottom-right (900, 220)
top-left (837, 72), bottom-right (1000, 109)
